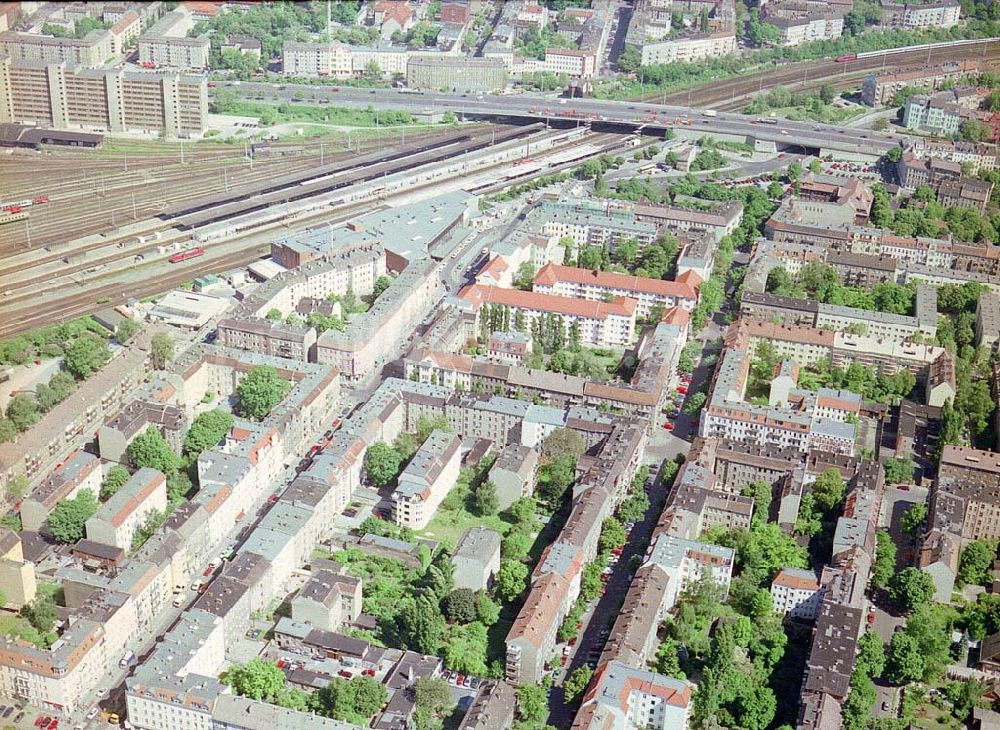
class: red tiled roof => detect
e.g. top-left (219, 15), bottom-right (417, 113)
top-left (533, 263), bottom-right (698, 300)
top-left (772, 568), bottom-right (820, 591)
top-left (661, 306), bottom-right (690, 326)
top-left (459, 284), bottom-right (637, 318)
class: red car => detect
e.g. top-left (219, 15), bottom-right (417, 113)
top-left (268, 494), bottom-right (279, 504)
top-left (662, 422), bottom-right (674, 431)
top-left (48, 721), bottom-right (58, 729)
top-left (203, 567), bottom-right (213, 576)
top-left (676, 387), bottom-right (688, 395)
top-left (362, 668), bottom-right (376, 677)
top-left (456, 675), bottom-right (465, 685)
top-left (34, 718), bottom-right (45, 728)
top-left (338, 669), bottom-right (352, 678)
top-left (611, 547), bottom-right (623, 556)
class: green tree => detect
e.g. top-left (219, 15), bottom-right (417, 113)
top-left (236, 365), bottom-right (292, 421)
top-left (364, 442), bottom-right (402, 487)
top-left (4, 474), bottom-right (28, 504)
top-left (882, 457), bottom-right (915, 484)
top-left (5, 394), bottom-right (39, 432)
top-left (856, 630), bottom-right (886, 678)
top-left (889, 567), bottom-right (935, 612)
top-left (810, 469), bottom-right (846, 512)
top-left (598, 517), bottom-right (626, 552)
top-left (474, 591), bottom-right (500, 625)
top-left (48, 489), bottom-right (98, 543)
top-left (502, 530), bottom-right (532, 561)
top-left (900, 502), bottom-right (927, 536)
top-left (513, 261), bottom-right (536, 291)
top-left (183, 409), bottom-right (235, 457)
top-left (373, 275), bottom-right (392, 299)
top-left (442, 588), bottom-right (477, 624)
top-left (100, 465), bottom-right (131, 502)
top-left (470, 479), bottom-right (499, 516)
top-left (347, 675), bottom-right (387, 717)
top-left (127, 426), bottom-right (181, 473)
top-left (563, 665), bottom-right (593, 704)
top-left (21, 593), bottom-right (57, 634)
top-left (401, 595), bottom-right (446, 655)
top-left (413, 675), bottom-right (452, 722)
top-left (516, 684), bottom-right (547, 723)
top-left (226, 657), bottom-right (285, 700)
top-left (150, 332), bottom-right (174, 370)
top-left (884, 632), bottom-right (923, 684)
top-left (443, 621), bottom-right (489, 675)
top-left (265, 308), bottom-right (282, 321)
top-left (35, 371), bottom-right (75, 412)
top-left (741, 481), bottom-right (772, 526)
top-left (540, 427), bottom-right (585, 462)
top-left (63, 333), bottom-right (110, 379)
top-left (617, 44), bottom-right (641, 72)
top-left (872, 530), bottom-right (897, 590)
top-left (495, 559), bottom-right (529, 603)
top-left (116, 319), bottom-right (141, 343)
top-left (959, 540), bottom-right (995, 587)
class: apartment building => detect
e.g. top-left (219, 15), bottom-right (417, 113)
top-left (647, 533), bottom-right (735, 609)
top-left (542, 48), bottom-right (596, 78)
top-left (532, 263), bottom-right (699, 318)
top-left (20, 450), bottom-right (101, 531)
top-left (771, 567), bottom-right (823, 621)
top-left (108, 10), bottom-right (141, 56)
top-left (740, 287), bottom-right (938, 342)
top-left (862, 59), bottom-right (980, 107)
top-left (0, 528), bottom-right (36, 609)
top-left (217, 319), bottom-right (317, 361)
top-left (908, 139), bottom-right (999, 175)
top-left (896, 151), bottom-right (962, 189)
top-left (903, 88), bottom-right (984, 137)
top-left (281, 40), bottom-right (353, 77)
top-left (488, 445), bottom-right (538, 510)
top-left (85, 468), bottom-right (168, 550)
top-left (99, 400), bottom-right (187, 463)
top-left (391, 430), bottom-right (462, 530)
top-left (938, 178), bottom-right (994, 215)
top-left (766, 10), bottom-right (845, 46)
top-left (0, 56), bottom-right (208, 135)
top-left (639, 31), bottom-right (736, 65)
top-left (573, 661), bottom-right (691, 730)
top-left (0, 29), bottom-right (114, 66)
top-left (459, 284), bottom-right (638, 349)
top-left (977, 291), bottom-right (1000, 351)
top-left (406, 56), bottom-right (507, 92)
top-left (893, 0), bottom-right (961, 28)
top-left (289, 561), bottom-right (362, 633)
top-left (505, 570), bottom-right (570, 685)
top-left (137, 10), bottom-right (209, 69)
top-left (0, 342), bottom-right (149, 501)
top-left (452, 527), bottom-right (502, 591)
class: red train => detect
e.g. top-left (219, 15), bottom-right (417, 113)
top-left (834, 54), bottom-right (856, 63)
top-left (169, 248), bottom-right (205, 264)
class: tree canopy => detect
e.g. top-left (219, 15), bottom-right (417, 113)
top-left (48, 489), bottom-right (98, 543)
top-left (236, 365), bottom-right (292, 421)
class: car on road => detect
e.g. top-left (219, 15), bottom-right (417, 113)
top-left (662, 422), bottom-right (674, 431)
top-left (87, 707), bottom-right (99, 720)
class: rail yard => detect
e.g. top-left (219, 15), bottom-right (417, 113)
top-left (0, 123), bottom-right (626, 338)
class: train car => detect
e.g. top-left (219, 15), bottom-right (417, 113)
top-left (834, 54), bottom-right (856, 63)
top-left (0, 211), bottom-right (28, 225)
top-left (33, 196), bottom-right (49, 204)
top-left (169, 248), bottom-right (205, 263)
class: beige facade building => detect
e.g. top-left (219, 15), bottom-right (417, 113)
top-left (0, 527), bottom-right (36, 609)
top-left (390, 429), bottom-right (462, 530)
top-left (0, 56), bottom-right (208, 135)
top-left (0, 29), bottom-right (114, 67)
top-left (639, 31), bottom-right (736, 65)
top-left (85, 468), bottom-right (168, 550)
top-left (406, 56), bottom-right (507, 92)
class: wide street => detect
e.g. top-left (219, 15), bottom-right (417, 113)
top-left (211, 82), bottom-right (900, 157)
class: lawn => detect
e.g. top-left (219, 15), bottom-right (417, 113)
top-left (417, 478), bottom-right (512, 546)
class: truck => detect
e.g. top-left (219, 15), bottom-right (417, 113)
top-left (702, 110), bottom-right (717, 117)
top-left (119, 650), bottom-right (135, 668)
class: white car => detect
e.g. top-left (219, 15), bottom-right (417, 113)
top-left (86, 707), bottom-right (99, 719)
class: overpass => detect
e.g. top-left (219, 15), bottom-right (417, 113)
top-left (214, 82), bottom-right (902, 160)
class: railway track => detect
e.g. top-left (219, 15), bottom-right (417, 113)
top-left (0, 131), bottom-right (623, 338)
top-left (0, 128), bottom-right (453, 254)
top-left (639, 40), bottom-right (1000, 109)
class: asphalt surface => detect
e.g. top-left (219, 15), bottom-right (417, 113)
top-left (212, 83), bottom-right (900, 156)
